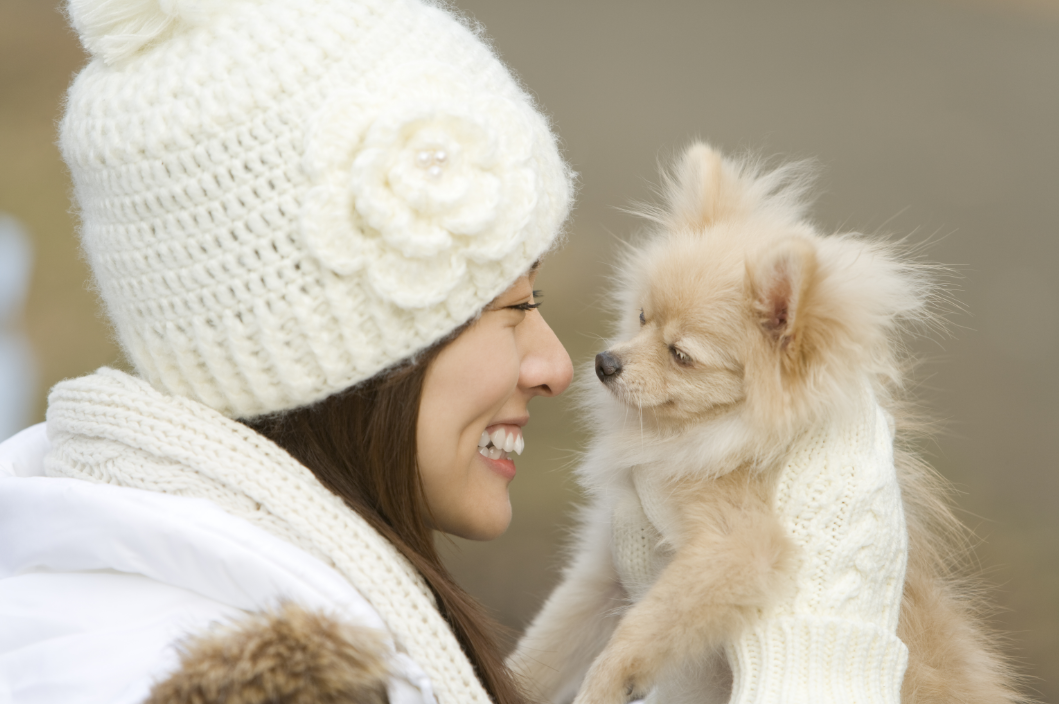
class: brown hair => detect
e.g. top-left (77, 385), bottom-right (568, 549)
top-left (242, 330), bottom-right (529, 704)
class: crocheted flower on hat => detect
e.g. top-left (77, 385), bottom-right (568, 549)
top-left (301, 63), bottom-right (539, 309)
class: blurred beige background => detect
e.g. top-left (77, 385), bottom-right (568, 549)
top-left (1, 0), bottom-right (1056, 699)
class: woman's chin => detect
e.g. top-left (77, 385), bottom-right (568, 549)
top-left (443, 498), bottom-right (512, 541)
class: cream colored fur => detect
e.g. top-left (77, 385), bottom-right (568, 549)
top-left (509, 143), bottom-right (1024, 704)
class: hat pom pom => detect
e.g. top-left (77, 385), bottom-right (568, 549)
top-left (67, 0), bottom-right (229, 65)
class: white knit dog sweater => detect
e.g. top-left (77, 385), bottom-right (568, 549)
top-left (611, 394), bottom-right (909, 704)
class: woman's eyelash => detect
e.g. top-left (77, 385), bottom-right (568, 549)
top-left (509, 290), bottom-right (543, 311)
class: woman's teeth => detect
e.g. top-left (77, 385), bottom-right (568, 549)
top-left (477, 427), bottom-right (524, 460)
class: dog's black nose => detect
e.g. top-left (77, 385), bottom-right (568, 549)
top-left (595, 351), bottom-right (623, 382)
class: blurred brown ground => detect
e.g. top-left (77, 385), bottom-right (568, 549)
top-left (1, 0), bottom-right (1056, 699)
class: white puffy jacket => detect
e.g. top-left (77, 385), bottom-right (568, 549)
top-left (0, 422), bottom-right (435, 704)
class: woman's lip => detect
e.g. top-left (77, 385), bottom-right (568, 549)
top-left (485, 415), bottom-right (529, 430)
top-left (479, 452), bottom-right (516, 480)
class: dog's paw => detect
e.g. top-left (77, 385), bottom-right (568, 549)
top-left (572, 652), bottom-right (647, 704)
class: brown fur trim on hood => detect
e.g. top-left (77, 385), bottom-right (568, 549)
top-left (145, 602), bottom-right (391, 704)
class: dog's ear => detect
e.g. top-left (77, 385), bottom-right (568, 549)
top-left (744, 236), bottom-right (829, 429)
top-left (664, 142), bottom-right (749, 231)
top-left (747, 237), bottom-right (818, 356)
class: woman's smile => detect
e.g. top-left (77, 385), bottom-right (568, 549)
top-left (476, 422), bottom-right (527, 479)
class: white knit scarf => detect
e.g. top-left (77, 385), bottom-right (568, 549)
top-left (45, 367), bottom-right (491, 704)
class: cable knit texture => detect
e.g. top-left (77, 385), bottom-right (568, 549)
top-left (611, 478), bottom-right (672, 604)
top-left (60, 0), bottom-right (573, 418)
top-left (45, 367), bottom-right (491, 704)
top-left (613, 391), bottom-right (909, 703)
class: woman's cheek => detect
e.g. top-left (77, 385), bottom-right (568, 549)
top-left (468, 337), bottom-right (522, 412)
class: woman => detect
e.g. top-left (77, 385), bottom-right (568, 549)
top-left (0, 0), bottom-right (908, 702)
top-left (2, 0), bottom-right (571, 701)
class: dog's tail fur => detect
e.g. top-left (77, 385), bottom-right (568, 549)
top-left (893, 419), bottom-right (1030, 704)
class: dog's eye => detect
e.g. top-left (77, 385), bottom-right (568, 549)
top-left (670, 346), bottom-right (692, 366)
top-left (639, 308), bottom-right (646, 326)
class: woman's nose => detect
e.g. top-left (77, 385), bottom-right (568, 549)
top-left (519, 311), bottom-right (573, 397)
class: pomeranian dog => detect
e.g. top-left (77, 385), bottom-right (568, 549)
top-left (509, 143), bottom-right (1022, 704)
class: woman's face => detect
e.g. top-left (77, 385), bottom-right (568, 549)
top-left (417, 269), bottom-right (573, 540)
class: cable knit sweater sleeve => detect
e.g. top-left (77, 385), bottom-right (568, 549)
top-left (725, 398), bottom-right (909, 704)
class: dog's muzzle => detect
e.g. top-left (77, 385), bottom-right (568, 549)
top-left (595, 351), bottom-right (623, 382)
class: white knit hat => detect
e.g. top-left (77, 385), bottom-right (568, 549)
top-left (60, 0), bottom-right (573, 418)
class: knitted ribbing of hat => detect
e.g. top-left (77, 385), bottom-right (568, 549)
top-left (612, 393), bottom-right (908, 702)
top-left (45, 368), bottom-right (491, 704)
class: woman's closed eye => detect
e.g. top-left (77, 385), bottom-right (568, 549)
top-left (507, 290), bottom-right (543, 311)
